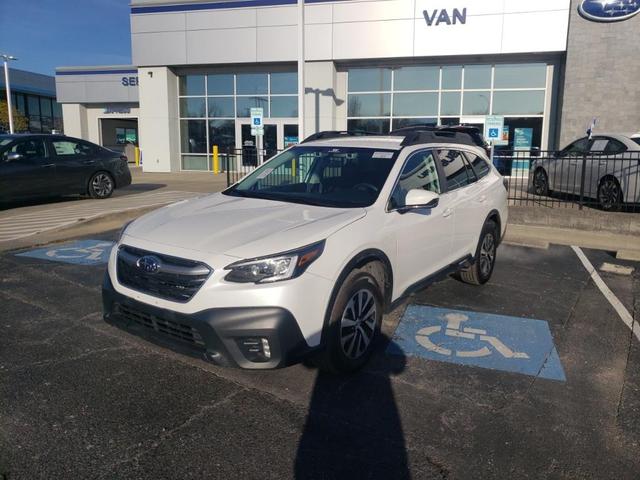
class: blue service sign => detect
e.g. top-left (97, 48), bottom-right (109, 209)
top-left (388, 305), bottom-right (566, 381)
top-left (16, 240), bottom-right (114, 265)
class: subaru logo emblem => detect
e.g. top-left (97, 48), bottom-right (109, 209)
top-left (579, 0), bottom-right (640, 22)
top-left (136, 255), bottom-right (162, 274)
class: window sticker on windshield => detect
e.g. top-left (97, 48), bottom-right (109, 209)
top-left (256, 168), bottom-right (273, 179)
top-left (372, 151), bottom-right (394, 159)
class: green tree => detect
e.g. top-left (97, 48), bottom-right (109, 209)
top-left (0, 99), bottom-right (28, 132)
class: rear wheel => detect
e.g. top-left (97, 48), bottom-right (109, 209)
top-left (532, 168), bottom-right (549, 196)
top-left (597, 176), bottom-right (622, 211)
top-left (316, 269), bottom-right (383, 373)
top-left (458, 220), bottom-right (498, 286)
top-left (88, 172), bottom-right (114, 199)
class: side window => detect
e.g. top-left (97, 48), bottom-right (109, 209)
top-left (438, 149), bottom-right (476, 191)
top-left (389, 149), bottom-right (440, 209)
top-left (466, 152), bottom-right (490, 179)
top-left (604, 139), bottom-right (627, 155)
top-left (560, 138), bottom-right (589, 156)
top-left (52, 140), bottom-right (95, 157)
top-left (590, 138), bottom-right (609, 152)
top-left (3, 139), bottom-right (46, 161)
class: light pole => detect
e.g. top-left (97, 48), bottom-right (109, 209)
top-left (297, 0), bottom-right (305, 141)
top-left (1, 54), bottom-right (18, 134)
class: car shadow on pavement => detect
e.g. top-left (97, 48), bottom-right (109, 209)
top-left (294, 335), bottom-right (411, 480)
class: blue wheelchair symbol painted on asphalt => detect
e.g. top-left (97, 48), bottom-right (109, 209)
top-left (16, 240), bottom-right (114, 265)
top-left (388, 305), bottom-right (566, 381)
top-left (488, 128), bottom-right (499, 138)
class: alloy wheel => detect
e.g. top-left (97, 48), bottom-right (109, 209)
top-left (598, 178), bottom-right (620, 210)
top-left (92, 173), bottom-right (113, 198)
top-left (340, 289), bottom-right (377, 360)
top-left (533, 169), bottom-right (548, 196)
top-left (479, 233), bottom-right (496, 278)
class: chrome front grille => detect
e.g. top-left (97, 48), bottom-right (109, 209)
top-left (116, 245), bottom-right (211, 303)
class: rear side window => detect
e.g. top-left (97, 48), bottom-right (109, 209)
top-left (604, 139), bottom-right (627, 155)
top-left (632, 137), bottom-right (640, 147)
top-left (466, 152), bottom-right (491, 179)
top-left (438, 149), bottom-right (476, 191)
top-left (52, 139), bottom-right (95, 157)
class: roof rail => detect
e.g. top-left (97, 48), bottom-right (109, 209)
top-left (390, 126), bottom-right (480, 148)
top-left (300, 130), bottom-right (377, 143)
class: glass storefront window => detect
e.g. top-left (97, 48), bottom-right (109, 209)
top-left (236, 73), bottom-right (268, 95)
top-left (180, 97), bottom-right (206, 118)
top-left (179, 75), bottom-right (205, 96)
top-left (440, 91), bottom-right (461, 116)
top-left (464, 65), bottom-right (491, 89)
top-left (16, 94), bottom-right (26, 114)
top-left (180, 120), bottom-right (207, 153)
top-left (348, 93), bottom-right (391, 117)
top-left (462, 91), bottom-right (490, 115)
top-left (27, 96), bottom-right (40, 116)
top-left (207, 74), bottom-right (234, 95)
top-left (493, 91), bottom-right (545, 115)
top-left (348, 68), bottom-right (391, 92)
top-left (393, 118), bottom-right (437, 130)
top-left (347, 118), bottom-right (390, 134)
top-left (441, 66), bottom-right (462, 90)
top-left (270, 96), bottom-right (297, 117)
top-left (208, 119), bottom-right (235, 151)
top-left (181, 155), bottom-right (209, 171)
top-left (270, 72), bottom-right (297, 94)
top-left (236, 96), bottom-right (268, 117)
top-left (207, 97), bottom-right (234, 117)
top-left (394, 66), bottom-right (439, 91)
top-left (40, 97), bottom-right (52, 117)
top-left (393, 92), bottom-right (438, 117)
top-left (494, 64), bottom-right (546, 89)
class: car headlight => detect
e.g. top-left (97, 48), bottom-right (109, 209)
top-left (116, 220), bottom-right (133, 243)
top-left (224, 240), bottom-right (325, 284)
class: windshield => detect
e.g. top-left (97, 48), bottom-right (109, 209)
top-left (224, 146), bottom-right (398, 208)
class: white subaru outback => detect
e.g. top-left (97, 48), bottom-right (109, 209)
top-left (103, 129), bottom-right (508, 372)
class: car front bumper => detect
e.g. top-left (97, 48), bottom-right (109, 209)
top-left (102, 274), bottom-right (317, 369)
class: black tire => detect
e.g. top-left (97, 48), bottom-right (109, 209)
top-left (316, 268), bottom-right (383, 373)
top-left (88, 171), bottom-right (115, 199)
top-left (597, 176), bottom-right (622, 211)
top-left (459, 221), bottom-right (498, 286)
top-left (532, 168), bottom-right (549, 196)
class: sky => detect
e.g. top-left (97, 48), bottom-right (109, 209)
top-left (0, 0), bottom-right (132, 76)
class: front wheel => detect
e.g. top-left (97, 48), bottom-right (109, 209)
top-left (316, 269), bottom-right (383, 373)
top-left (532, 168), bottom-right (549, 196)
top-left (597, 176), bottom-right (622, 211)
top-left (458, 220), bottom-right (498, 286)
top-left (88, 172), bottom-right (115, 199)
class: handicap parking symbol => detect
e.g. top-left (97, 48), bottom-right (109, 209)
top-left (488, 128), bottom-right (500, 139)
top-left (388, 305), bottom-right (565, 381)
top-left (16, 240), bottom-right (114, 265)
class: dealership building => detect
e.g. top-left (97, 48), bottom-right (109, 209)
top-left (55, 0), bottom-right (640, 172)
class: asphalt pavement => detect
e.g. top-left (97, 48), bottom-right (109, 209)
top-left (1, 235), bottom-right (639, 479)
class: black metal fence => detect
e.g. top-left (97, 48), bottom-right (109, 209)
top-left (498, 150), bottom-right (640, 212)
top-left (220, 146), bottom-right (640, 213)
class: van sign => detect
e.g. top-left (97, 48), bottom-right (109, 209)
top-left (578, 0), bottom-right (640, 22)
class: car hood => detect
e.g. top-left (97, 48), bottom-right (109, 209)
top-left (124, 193), bottom-right (366, 258)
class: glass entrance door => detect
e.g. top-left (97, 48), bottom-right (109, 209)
top-left (237, 121), bottom-right (298, 165)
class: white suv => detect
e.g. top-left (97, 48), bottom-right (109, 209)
top-left (103, 130), bottom-right (508, 372)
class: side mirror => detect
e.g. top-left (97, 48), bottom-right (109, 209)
top-left (6, 152), bottom-right (23, 162)
top-left (399, 189), bottom-right (440, 213)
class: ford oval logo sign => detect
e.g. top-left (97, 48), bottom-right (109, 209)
top-left (579, 0), bottom-right (640, 22)
top-left (136, 255), bottom-right (162, 274)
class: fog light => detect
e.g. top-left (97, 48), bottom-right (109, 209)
top-left (261, 338), bottom-right (271, 359)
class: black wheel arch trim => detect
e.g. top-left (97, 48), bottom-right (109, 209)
top-left (320, 248), bottom-right (394, 347)
top-left (485, 209), bottom-right (502, 244)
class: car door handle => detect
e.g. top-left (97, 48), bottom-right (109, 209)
top-left (477, 195), bottom-right (487, 203)
top-left (442, 208), bottom-right (453, 218)
top-left (42, 164), bottom-right (55, 168)
top-left (83, 160), bottom-right (96, 165)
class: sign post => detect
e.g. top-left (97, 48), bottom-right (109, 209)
top-left (250, 107), bottom-right (264, 165)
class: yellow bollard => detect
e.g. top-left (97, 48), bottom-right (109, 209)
top-left (134, 147), bottom-right (140, 166)
top-left (291, 159), bottom-right (296, 178)
top-left (212, 145), bottom-right (220, 174)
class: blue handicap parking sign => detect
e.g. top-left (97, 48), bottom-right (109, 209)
top-left (488, 128), bottom-right (500, 138)
top-left (388, 305), bottom-right (566, 381)
top-left (16, 240), bottom-right (114, 265)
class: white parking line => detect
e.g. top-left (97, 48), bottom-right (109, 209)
top-left (572, 246), bottom-right (640, 342)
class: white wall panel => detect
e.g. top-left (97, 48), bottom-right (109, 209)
top-left (501, 11), bottom-right (569, 53)
top-left (305, 24), bottom-right (333, 61)
top-left (414, 0), bottom-right (507, 17)
top-left (186, 28), bottom-right (257, 63)
top-left (257, 6), bottom-right (296, 26)
top-left (504, 0), bottom-right (571, 14)
top-left (132, 32), bottom-right (186, 65)
top-left (305, 4), bottom-right (332, 24)
top-left (257, 26), bottom-right (297, 61)
top-left (186, 9), bottom-right (256, 30)
top-left (131, 13), bottom-right (185, 33)
top-left (334, 0), bottom-right (413, 23)
top-left (333, 20), bottom-right (414, 60)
